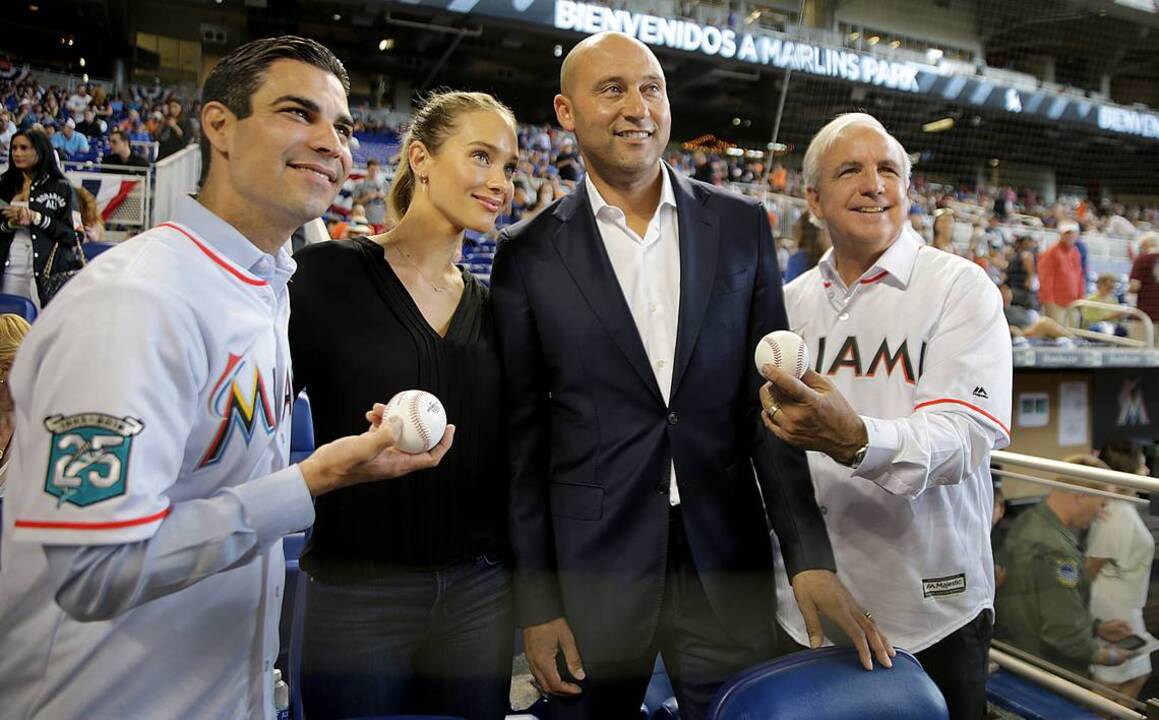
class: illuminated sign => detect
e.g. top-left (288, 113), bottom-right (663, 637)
top-left (552, 0), bottom-right (921, 92)
top-left (1097, 105), bottom-right (1159, 140)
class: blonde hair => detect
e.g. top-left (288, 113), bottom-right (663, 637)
top-left (0, 314), bottom-right (31, 373)
top-left (388, 90), bottom-right (516, 222)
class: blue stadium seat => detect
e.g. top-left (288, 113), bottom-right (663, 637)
top-left (985, 670), bottom-right (1099, 720)
top-left (642, 656), bottom-right (677, 719)
top-left (290, 394), bottom-right (315, 464)
top-left (82, 242), bottom-right (115, 261)
top-left (706, 646), bottom-right (947, 720)
top-left (0, 293), bottom-right (37, 322)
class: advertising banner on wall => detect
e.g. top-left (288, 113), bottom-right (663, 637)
top-left (394, 0), bottom-right (1159, 141)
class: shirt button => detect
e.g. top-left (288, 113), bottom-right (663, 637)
top-left (656, 359), bottom-right (666, 369)
top-left (820, 505), bottom-right (828, 515)
top-left (667, 412), bottom-right (679, 425)
top-left (649, 303), bottom-right (658, 313)
top-left (838, 312), bottom-right (849, 321)
top-left (264, 660), bottom-right (271, 672)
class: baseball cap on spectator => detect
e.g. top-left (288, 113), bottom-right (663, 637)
top-left (1058, 220), bottom-right (1080, 234)
top-left (65, 118), bottom-right (75, 128)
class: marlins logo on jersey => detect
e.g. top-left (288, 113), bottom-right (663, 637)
top-left (42, 412), bottom-right (145, 507)
top-left (197, 352), bottom-right (285, 469)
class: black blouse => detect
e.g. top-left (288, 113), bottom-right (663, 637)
top-left (288, 237), bottom-right (508, 577)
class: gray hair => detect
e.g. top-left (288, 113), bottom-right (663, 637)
top-left (1139, 230), bottom-right (1159, 255)
top-left (802, 112), bottom-right (911, 191)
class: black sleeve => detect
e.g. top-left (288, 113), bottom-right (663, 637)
top-left (288, 245), bottom-right (331, 399)
top-left (491, 228), bottom-right (564, 627)
top-left (745, 200), bottom-right (837, 578)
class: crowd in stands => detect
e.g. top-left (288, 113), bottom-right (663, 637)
top-left (0, 73), bottom-right (199, 166)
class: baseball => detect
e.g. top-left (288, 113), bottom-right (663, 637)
top-left (754, 330), bottom-right (810, 379)
top-left (383, 390), bottom-right (448, 454)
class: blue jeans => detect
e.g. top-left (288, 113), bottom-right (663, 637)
top-left (300, 553), bottom-right (514, 720)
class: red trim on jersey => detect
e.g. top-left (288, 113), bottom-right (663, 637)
top-left (15, 507), bottom-right (172, 531)
top-left (914, 398), bottom-right (1011, 437)
top-left (822, 281), bottom-right (832, 288)
top-left (860, 270), bottom-right (889, 285)
top-left (157, 222), bottom-right (268, 286)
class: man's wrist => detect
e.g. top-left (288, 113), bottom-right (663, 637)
top-left (836, 419), bottom-right (870, 466)
top-left (299, 451), bottom-right (340, 497)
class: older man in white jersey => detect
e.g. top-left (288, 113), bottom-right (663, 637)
top-left (759, 113), bottom-right (1011, 720)
top-left (0, 37), bottom-right (452, 719)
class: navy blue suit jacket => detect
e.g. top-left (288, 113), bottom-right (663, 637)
top-left (491, 168), bottom-right (835, 663)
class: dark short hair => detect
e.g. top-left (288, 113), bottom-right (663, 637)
top-left (108, 129), bottom-right (129, 144)
top-left (198, 35), bottom-right (350, 184)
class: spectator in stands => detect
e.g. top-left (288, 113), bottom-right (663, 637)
top-left (104, 129), bottom-right (148, 168)
top-left (75, 108), bottom-right (105, 139)
top-left (763, 112), bottom-right (1010, 720)
top-left (289, 89), bottom-right (516, 720)
top-left (0, 129), bottom-right (80, 307)
top-left (1080, 272), bottom-right (1126, 331)
top-left (1128, 232), bottom-right (1159, 323)
top-left (64, 83), bottom-right (91, 121)
top-left (931, 207), bottom-right (955, 252)
top-left (0, 109), bottom-right (15, 157)
top-left (0, 35), bottom-right (451, 719)
top-left (554, 135), bottom-right (583, 183)
top-left (1037, 220), bottom-right (1084, 324)
top-left (75, 185), bottom-right (105, 243)
top-left (1087, 442), bottom-right (1154, 700)
top-left (1005, 234), bottom-right (1038, 310)
top-left (90, 85), bottom-right (113, 125)
top-left (495, 34), bottom-right (886, 720)
top-left (352, 158), bottom-right (388, 226)
top-left (995, 456), bottom-right (1135, 678)
top-left (0, 313), bottom-right (29, 493)
top-left (50, 118), bottom-right (89, 161)
top-left (155, 99), bottom-right (193, 160)
top-left (782, 214), bottom-right (829, 283)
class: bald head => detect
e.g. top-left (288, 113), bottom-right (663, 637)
top-left (559, 32), bottom-right (662, 97)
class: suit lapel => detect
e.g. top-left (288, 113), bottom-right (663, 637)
top-left (551, 183), bottom-right (665, 404)
top-left (670, 170), bottom-right (718, 399)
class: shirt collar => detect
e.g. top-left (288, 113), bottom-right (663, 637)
top-left (171, 195), bottom-right (296, 291)
top-left (584, 164), bottom-right (677, 221)
top-left (818, 222), bottom-right (924, 290)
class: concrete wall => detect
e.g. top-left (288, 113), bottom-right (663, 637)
top-left (835, 0), bottom-right (982, 54)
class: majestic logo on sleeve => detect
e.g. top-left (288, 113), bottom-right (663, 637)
top-left (197, 353), bottom-right (277, 469)
top-left (43, 413), bottom-right (144, 507)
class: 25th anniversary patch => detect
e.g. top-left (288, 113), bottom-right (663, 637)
top-left (43, 413), bottom-right (144, 508)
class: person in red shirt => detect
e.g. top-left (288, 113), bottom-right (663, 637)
top-left (1129, 232), bottom-right (1159, 323)
top-left (1038, 220), bottom-right (1085, 324)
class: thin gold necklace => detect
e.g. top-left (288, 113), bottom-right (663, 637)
top-left (386, 243), bottom-right (455, 294)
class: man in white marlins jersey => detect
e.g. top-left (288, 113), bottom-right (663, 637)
top-left (759, 113), bottom-right (1011, 720)
top-left (0, 37), bottom-right (452, 719)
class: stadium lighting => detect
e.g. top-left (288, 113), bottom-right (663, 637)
top-left (378, 38), bottom-right (394, 51)
top-left (867, 36), bottom-right (880, 45)
top-left (922, 117), bottom-right (954, 133)
top-left (726, 147), bottom-right (744, 156)
top-left (553, 44), bottom-right (562, 57)
top-left (989, 158), bottom-right (1000, 167)
top-left (332, 13), bottom-right (341, 21)
top-left (927, 48), bottom-right (944, 61)
top-left (732, 117), bottom-right (741, 126)
top-left (29, 4), bottom-right (39, 10)
top-left (889, 40), bottom-right (901, 49)
top-left (849, 32), bottom-right (859, 41)
top-left (79, 57), bottom-right (86, 67)
top-left (67, 38), bottom-right (74, 46)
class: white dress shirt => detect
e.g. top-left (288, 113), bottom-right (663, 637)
top-left (585, 169), bottom-right (682, 504)
top-left (773, 225), bottom-right (1012, 652)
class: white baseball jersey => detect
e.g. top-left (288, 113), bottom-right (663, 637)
top-left (0, 196), bottom-right (314, 719)
top-left (774, 225), bottom-right (1012, 652)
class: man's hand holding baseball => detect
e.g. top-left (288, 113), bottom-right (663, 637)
top-left (760, 364), bottom-right (867, 465)
top-left (300, 402), bottom-right (455, 497)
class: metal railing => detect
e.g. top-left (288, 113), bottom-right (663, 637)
top-left (1062, 299), bottom-right (1156, 348)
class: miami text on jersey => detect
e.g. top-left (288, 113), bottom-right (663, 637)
top-left (197, 353), bottom-right (277, 468)
top-left (812, 335), bottom-right (928, 385)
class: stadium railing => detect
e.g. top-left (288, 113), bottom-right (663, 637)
top-left (989, 450), bottom-right (1159, 719)
top-left (64, 162), bottom-right (153, 240)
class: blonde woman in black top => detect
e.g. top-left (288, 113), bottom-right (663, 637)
top-left (288, 90), bottom-right (519, 720)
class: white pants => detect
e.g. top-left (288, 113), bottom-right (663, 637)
top-left (2, 229), bottom-right (41, 309)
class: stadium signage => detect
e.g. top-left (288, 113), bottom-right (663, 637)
top-left (1097, 105), bottom-right (1159, 140)
top-left (552, 0), bottom-right (921, 92)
